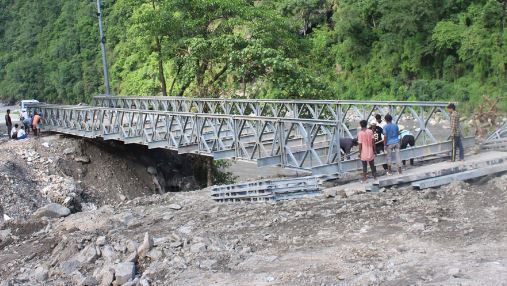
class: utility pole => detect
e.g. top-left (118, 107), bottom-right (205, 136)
top-left (96, 0), bottom-right (111, 95)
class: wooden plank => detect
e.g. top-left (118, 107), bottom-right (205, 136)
top-left (412, 163), bottom-right (507, 189)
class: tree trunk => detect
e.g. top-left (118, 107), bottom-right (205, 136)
top-left (155, 37), bottom-right (168, 96)
top-left (151, 0), bottom-right (167, 96)
top-left (242, 76), bottom-right (246, 97)
top-left (169, 64), bottom-right (182, 97)
top-left (196, 60), bottom-right (208, 97)
top-left (177, 78), bottom-right (192, 97)
top-left (205, 63), bottom-right (228, 94)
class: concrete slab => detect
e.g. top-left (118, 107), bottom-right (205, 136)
top-left (412, 163), bottom-right (507, 189)
top-left (374, 151), bottom-right (507, 188)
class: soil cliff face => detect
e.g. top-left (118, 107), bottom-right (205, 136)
top-left (0, 134), bottom-right (205, 220)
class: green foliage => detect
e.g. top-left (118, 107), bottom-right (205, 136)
top-left (212, 160), bottom-right (238, 186)
top-left (0, 0), bottom-right (505, 110)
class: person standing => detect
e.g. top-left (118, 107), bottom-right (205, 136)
top-left (383, 114), bottom-right (402, 175)
top-left (358, 120), bottom-right (377, 182)
top-left (32, 111), bottom-right (41, 137)
top-left (448, 103), bottom-right (464, 161)
top-left (370, 120), bottom-right (388, 171)
top-left (399, 128), bottom-right (415, 166)
top-left (5, 109), bottom-right (12, 138)
top-left (23, 114), bottom-right (32, 135)
top-left (375, 114), bottom-right (386, 129)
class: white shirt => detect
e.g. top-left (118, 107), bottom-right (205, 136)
top-left (378, 120), bottom-right (387, 129)
top-left (10, 127), bottom-right (17, 137)
top-left (17, 129), bottom-right (26, 138)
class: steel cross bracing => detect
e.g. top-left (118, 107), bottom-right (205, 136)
top-left (31, 97), bottom-right (453, 175)
top-left (486, 122), bottom-right (507, 142)
top-left (93, 95), bottom-right (449, 143)
top-left (482, 122), bottom-right (507, 151)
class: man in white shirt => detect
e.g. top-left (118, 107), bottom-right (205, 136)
top-left (17, 126), bottom-right (27, 140)
top-left (375, 114), bottom-right (387, 129)
top-left (10, 124), bottom-right (18, 139)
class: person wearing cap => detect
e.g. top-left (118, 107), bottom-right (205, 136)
top-left (447, 103), bottom-right (464, 161)
top-left (398, 126), bottom-right (415, 166)
top-left (370, 120), bottom-right (388, 171)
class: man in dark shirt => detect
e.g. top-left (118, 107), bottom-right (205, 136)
top-left (370, 121), bottom-right (388, 171)
top-left (5, 109), bottom-right (12, 138)
top-left (340, 137), bottom-right (358, 160)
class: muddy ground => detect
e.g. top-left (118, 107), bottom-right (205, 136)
top-left (0, 135), bottom-right (507, 286)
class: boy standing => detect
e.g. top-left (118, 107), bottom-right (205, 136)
top-left (32, 112), bottom-right (41, 137)
top-left (358, 120), bottom-right (376, 182)
top-left (383, 114), bottom-right (402, 175)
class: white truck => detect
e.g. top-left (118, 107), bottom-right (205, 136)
top-left (19, 99), bottom-right (39, 119)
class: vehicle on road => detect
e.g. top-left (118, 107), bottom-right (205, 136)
top-left (19, 99), bottom-right (39, 119)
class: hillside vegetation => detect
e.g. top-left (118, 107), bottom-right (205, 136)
top-left (0, 0), bottom-right (506, 109)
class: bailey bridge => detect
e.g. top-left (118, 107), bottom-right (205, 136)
top-left (29, 95), bottom-right (476, 177)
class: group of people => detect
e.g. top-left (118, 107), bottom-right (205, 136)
top-left (341, 103), bottom-right (464, 182)
top-left (4, 109), bottom-right (42, 140)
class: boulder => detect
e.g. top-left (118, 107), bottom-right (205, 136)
top-left (63, 147), bottom-right (76, 155)
top-left (114, 262), bottom-right (135, 285)
top-left (198, 259), bottom-right (217, 270)
top-left (0, 229), bottom-right (11, 241)
top-left (33, 203), bottom-right (71, 218)
top-left (78, 276), bottom-right (98, 286)
top-left (96, 236), bottom-right (106, 246)
top-left (31, 266), bottom-right (48, 282)
top-left (124, 251), bottom-right (138, 263)
top-left (75, 156), bottom-right (91, 163)
top-left (76, 244), bottom-right (98, 264)
top-left (137, 232), bottom-right (154, 257)
top-left (323, 188), bottom-right (336, 198)
top-left (146, 166), bottom-right (157, 175)
top-left (99, 269), bottom-right (114, 286)
top-left (146, 249), bottom-right (163, 260)
top-left (190, 242), bottom-right (207, 253)
top-left (60, 260), bottom-right (81, 274)
top-left (101, 245), bottom-right (117, 262)
top-left (168, 204), bottom-right (182, 210)
top-left (322, 187), bottom-right (347, 199)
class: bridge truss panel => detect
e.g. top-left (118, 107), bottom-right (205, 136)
top-left (31, 98), bottom-right (456, 175)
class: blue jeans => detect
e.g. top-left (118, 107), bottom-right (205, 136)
top-left (17, 134), bottom-right (27, 140)
top-left (452, 135), bottom-right (464, 161)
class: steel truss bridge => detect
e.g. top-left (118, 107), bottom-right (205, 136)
top-left (30, 96), bottom-right (473, 176)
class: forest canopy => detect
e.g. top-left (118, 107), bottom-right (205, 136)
top-left (0, 0), bottom-right (506, 110)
